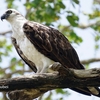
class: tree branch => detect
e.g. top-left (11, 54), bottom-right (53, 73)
top-left (81, 58), bottom-right (100, 64)
top-left (0, 64), bottom-right (100, 99)
top-left (0, 30), bottom-right (12, 35)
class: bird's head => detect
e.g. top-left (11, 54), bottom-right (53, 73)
top-left (1, 9), bottom-right (23, 22)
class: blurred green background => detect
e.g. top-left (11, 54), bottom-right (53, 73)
top-left (0, 0), bottom-right (100, 100)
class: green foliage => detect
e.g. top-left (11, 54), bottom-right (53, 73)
top-left (56, 89), bottom-right (70, 95)
top-left (85, 1), bottom-right (100, 50)
top-left (25, 0), bottom-right (66, 24)
top-left (67, 11), bottom-right (79, 27)
top-left (73, 0), bottom-right (79, 4)
top-left (68, 30), bottom-right (82, 44)
top-left (0, 38), bottom-right (12, 62)
top-left (24, 0), bottom-right (82, 44)
top-left (89, 9), bottom-right (100, 19)
top-left (6, 0), bottom-right (15, 8)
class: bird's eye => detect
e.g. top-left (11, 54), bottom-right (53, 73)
top-left (6, 10), bottom-right (12, 14)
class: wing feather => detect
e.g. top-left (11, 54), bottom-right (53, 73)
top-left (11, 37), bottom-right (37, 73)
top-left (22, 21), bottom-right (100, 97)
top-left (23, 21), bottom-right (84, 69)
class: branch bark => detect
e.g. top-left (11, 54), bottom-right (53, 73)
top-left (0, 30), bottom-right (12, 35)
top-left (0, 65), bottom-right (100, 100)
top-left (81, 58), bottom-right (100, 64)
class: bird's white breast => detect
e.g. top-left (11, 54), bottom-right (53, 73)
top-left (12, 23), bottom-right (54, 73)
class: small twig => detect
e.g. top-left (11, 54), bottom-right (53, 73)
top-left (81, 58), bottom-right (100, 64)
top-left (0, 30), bottom-right (12, 35)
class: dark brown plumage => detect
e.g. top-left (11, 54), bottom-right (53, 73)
top-left (23, 21), bottom-right (84, 70)
top-left (11, 37), bottom-right (37, 72)
top-left (23, 21), bottom-right (100, 97)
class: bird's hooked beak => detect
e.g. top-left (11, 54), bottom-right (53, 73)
top-left (1, 13), bottom-right (9, 21)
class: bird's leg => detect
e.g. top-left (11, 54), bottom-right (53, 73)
top-left (39, 66), bottom-right (48, 73)
top-left (48, 62), bottom-right (66, 75)
top-left (38, 62), bottom-right (62, 73)
top-left (49, 62), bottom-right (62, 71)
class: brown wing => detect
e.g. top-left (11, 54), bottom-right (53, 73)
top-left (23, 21), bottom-right (84, 70)
top-left (11, 37), bottom-right (37, 73)
top-left (22, 21), bottom-right (100, 97)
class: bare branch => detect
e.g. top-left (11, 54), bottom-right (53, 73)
top-left (81, 58), bottom-right (100, 64)
top-left (0, 66), bottom-right (100, 99)
top-left (25, 0), bottom-right (32, 19)
top-left (78, 22), bottom-right (98, 29)
top-left (0, 30), bottom-right (12, 35)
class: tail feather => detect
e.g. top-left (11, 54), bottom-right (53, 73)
top-left (70, 87), bottom-right (91, 96)
top-left (92, 87), bottom-right (100, 97)
top-left (67, 55), bottom-right (100, 97)
top-left (88, 87), bottom-right (99, 95)
top-left (70, 87), bottom-right (100, 97)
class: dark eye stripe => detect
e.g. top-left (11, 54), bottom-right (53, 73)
top-left (6, 10), bottom-right (12, 14)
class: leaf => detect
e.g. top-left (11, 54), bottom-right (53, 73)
top-left (11, 57), bottom-right (17, 63)
top-left (0, 39), bottom-right (7, 48)
top-left (67, 16), bottom-right (78, 26)
top-left (56, 89), bottom-right (70, 95)
top-left (56, 89), bottom-right (66, 94)
top-left (67, 11), bottom-right (79, 27)
top-left (6, 45), bottom-right (12, 51)
top-left (58, 1), bottom-right (66, 9)
top-left (24, 2), bottom-right (31, 9)
top-left (68, 31), bottom-right (83, 44)
top-left (73, 0), bottom-right (79, 4)
top-left (95, 44), bottom-right (99, 50)
top-left (18, 61), bottom-right (23, 67)
top-left (95, 36), bottom-right (100, 42)
top-left (10, 65), bottom-right (16, 71)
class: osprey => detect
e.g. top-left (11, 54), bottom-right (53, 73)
top-left (1, 9), bottom-right (100, 97)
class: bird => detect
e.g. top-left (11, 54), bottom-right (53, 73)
top-left (1, 9), bottom-right (100, 97)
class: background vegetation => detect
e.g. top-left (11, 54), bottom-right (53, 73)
top-left (0, 0), bottom-right (100, 100)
